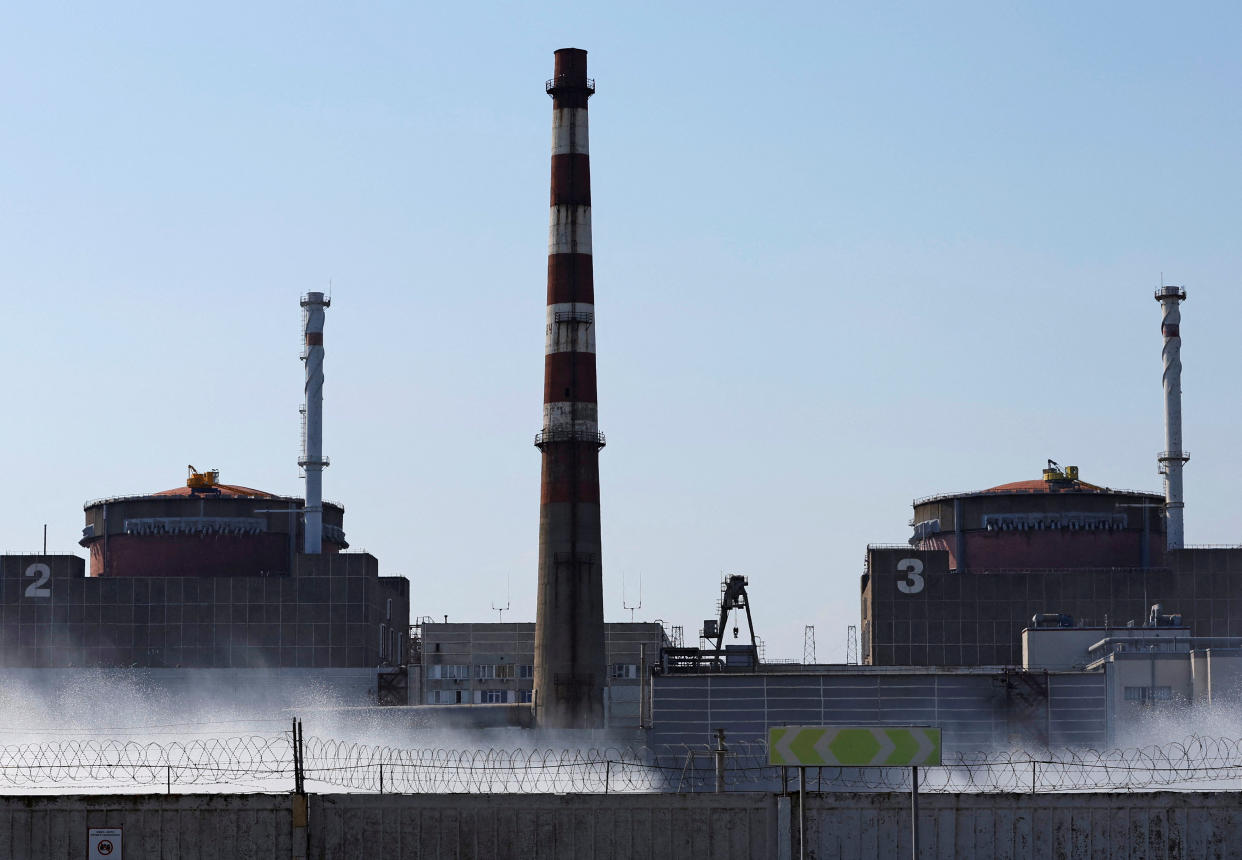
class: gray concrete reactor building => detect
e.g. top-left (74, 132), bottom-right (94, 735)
top-left (0, 552), bottom-right (408, 672)
top-left (862, 544), bottom-right (1242, 668)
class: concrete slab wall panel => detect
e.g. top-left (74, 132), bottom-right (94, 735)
top-left (309, 793), bottom-right (776, 860)
top-left (801, 792), bottom-right (1242, 860)
top-left (0, 791), bottom-right (1240, 858)
top-left (0, 794), bottom-right (291, 860)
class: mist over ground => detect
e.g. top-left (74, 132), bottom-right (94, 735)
top-left (0, 670), bottom-right (660, 793)
top-left (0, 670), bottom-right (1239, 794)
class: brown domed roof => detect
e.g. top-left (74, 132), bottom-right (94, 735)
top-left (981, 478), bottom-right (1108, 494)
top-left (913, 466), bottom-right (1162, 508)
top-left (153, 484), bottom-right (281, 499)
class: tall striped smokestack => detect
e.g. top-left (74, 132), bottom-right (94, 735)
top-left (533, 48), bottom-right (606, 729)
top-left (1155, 285), bottom-right (1189, 550)
top-left (300, 291), bottom-right (330, 554)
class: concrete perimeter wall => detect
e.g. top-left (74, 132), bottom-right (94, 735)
top-left (0, 794), bottom-right (291, 859)
top-left (310, 793), bottom-right (776, 859)
top-left (1, 791), bottom-right (1241, 858)
top-left (807, 791), bottom-right (1242, 860)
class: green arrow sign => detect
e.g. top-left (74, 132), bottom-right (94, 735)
top-left (768, 726), bottom-right (941, 767)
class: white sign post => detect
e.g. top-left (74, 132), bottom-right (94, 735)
top-left (87, 827), bottom-right (122, 860)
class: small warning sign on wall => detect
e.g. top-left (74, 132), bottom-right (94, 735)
top-left (88, 827), bottom-right (122, 859)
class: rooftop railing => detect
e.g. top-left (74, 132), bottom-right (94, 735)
top-left (534, 429), bottom-right (606, 448)
top-left (545, 75), bottom-right (595, 96)
top-left (1157, 451), bottom-right (1191, 462)
top-left (912, 486), bottom-right (1162, 506)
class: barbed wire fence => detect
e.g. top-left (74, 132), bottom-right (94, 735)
top-left (3, 731), bottom-right (1242, 794)
top-left (679, 736), bottom-right (1242, 794)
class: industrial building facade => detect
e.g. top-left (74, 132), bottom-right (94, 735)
top-left (0, 465), bottom-right (410, 678)
top-left (1023, 622), bottom-right (1242, 720)
top-left (650, 667), bottom-right (1108, 755)
top-left (0, 551), bottom-right (407, 670)
top-left (862, 545), bottom-right (1242, 667)
top-left (860, 465), bottom-right (1242, 668)
top-left (415, 621), bottom-right (668, 726)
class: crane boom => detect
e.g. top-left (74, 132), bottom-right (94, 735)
top-left (712, 574), bottom-right (759, 665)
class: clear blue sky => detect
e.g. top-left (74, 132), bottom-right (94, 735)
top-left (1, 2), bottom-right (1239, 661)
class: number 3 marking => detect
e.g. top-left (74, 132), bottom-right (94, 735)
top-left (896, 558), bottom-right (924, 594)
top-left (24, 563), bottom-right (51, 598)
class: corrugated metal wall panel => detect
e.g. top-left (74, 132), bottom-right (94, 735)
top-left (651, 671), bottom-right (1108, 755)
top-left (1047, 673), bottom-right (1109, 747)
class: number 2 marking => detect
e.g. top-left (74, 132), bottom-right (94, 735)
top-left (24, 563), bottom-right (51, 598)
top-left (896, 558), bottom-right (924, 594)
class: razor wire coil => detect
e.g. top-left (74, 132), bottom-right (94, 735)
top-left (2, 734), bottom-right (1242, 793)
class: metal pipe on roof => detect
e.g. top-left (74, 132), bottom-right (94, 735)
top-left (300, 291), bottom-right (330, 554)
top-left (1155, 285), bottom-right (1189, 550)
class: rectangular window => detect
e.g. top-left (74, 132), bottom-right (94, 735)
top-left (1124, 686), bottom-right (1174, 702)
top-left (518, 665), bottom-right (534, 679)
top-left (609, 663), bottom-right (638, 679)
top-left (440, 664), bottom-right (469, 680)
top-left (517, 690), bottom-right (533, 704)
top-left (483, 690), bottom-right (506, 704)
top-left (427, 665), bottom-right (441, 680)
top-left (475, 664), bottom-right (495, 680)
top-left (495, 664), bottom-right (515, 679)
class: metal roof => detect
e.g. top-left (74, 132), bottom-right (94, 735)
top-left (913, 480), bottom-right (1162, 506)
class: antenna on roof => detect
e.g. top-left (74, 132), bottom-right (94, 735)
top-left (491, 577), bottom-right (510, 622)
top-left (622, 571), bottom-right (643, 622)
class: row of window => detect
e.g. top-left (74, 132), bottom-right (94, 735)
top-left (426, 690), bottom-right (534, 704)
top-left (475, 663), bottom-right (533, 679)
top-left (425, 664), bottom-right (535, 680)
top-left (1123, 685), bottom-right (1174, 702)
top-left (426, 663), bottom-right (639, 680)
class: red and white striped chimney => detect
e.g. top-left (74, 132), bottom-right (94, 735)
top-left (533, 48), bottom-right (607, 730)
